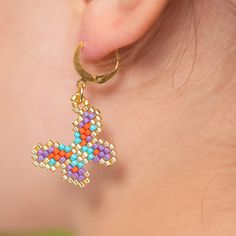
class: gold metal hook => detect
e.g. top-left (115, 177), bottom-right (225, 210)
top-left (71, 80), bottom-right (86, 108)
top-left (73, 41), bottom-right (120, 84)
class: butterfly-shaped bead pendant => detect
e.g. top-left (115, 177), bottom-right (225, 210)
top-left (32, 94), bottom-right (116, 188)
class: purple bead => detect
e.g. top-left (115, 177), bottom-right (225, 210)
top-left (89, 113), bottom-right (95, 119)
top-left (67, 165), bottom-right (73, 171)
top-left (104, 154), bottom-right (111, 161)
top-left (98, 145), bottom-right (104, 151)
top-left (104, 147), bottom-right (110, 154)
top-left (67, 170), bottom-right (73, 177)
top-left (93, 144), bottom-right (99, 149)
top-left (86, 136), bottom-right (92, 142)
top-left (78, 122), bottom-right (84, 128)
top-left (37, 155), bottom-right (44, 162)
top-left (78, 175), bottom-right (85, 181)
top-left (73, 173), bottom-right (79, 179)
top-left (48, 146), bottom-right (54, 153)
top-left (43, 151), bottom-right (49, 157)
top-left (37, 149), bottom-right (43, 155)
top-left (79, 169), bottom-right (85, 175)
top-left (93, 156), bottom-right (100, 163)
top-left (59, 157), bottom-right (66, 163)
top-left (99, 152), bottom-right (105, 158)
top-left (84, 117), bottom-right (89, 124)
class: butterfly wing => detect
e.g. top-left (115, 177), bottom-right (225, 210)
top-left (73, 106), bottom-right (116, 166)
top-left (32, 140), bottom-right (64, 172)
top-left (32, 140), bottom-right (90, 187)
top-left (91, 139), bottom-right (117, 166)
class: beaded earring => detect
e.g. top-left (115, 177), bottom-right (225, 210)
top-left (32, 42), bottom-right (119, 188)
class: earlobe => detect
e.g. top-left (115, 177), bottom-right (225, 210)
top-left (79, 0), bottom-right (168, 60)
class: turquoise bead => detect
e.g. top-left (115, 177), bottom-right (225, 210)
top-left (74, 132), bottom-right (81, 138)
top-left (71, 160), bottom-right (78, 167)
top-left (74, 138), bottom-right (82, 144)
top-left (87, 147), bottom-right (93, 154)
top-left (49, 159), bottom-right (56, 166)
top-left (90, 124), bottom-right (97, 132)
top-left (71, 153), bottom-right (78, 161)
top-left (59, 144), bottom-right (65, 150)
top-left (88, 153), bottom-right (94, 160)
top-left (78, 162), bottom-right (84, 168)
top-left (81, 146), bottom-right (88, 152)
top-left (65, 146), bottom-right (71, 152)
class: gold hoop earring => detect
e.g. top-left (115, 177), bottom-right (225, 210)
top-left (32, 41), bottom-right (119, 188)
top-left (74, 41), bottom-right (120, 84)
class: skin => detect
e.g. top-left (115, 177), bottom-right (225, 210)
top-left (0, 0), bottom-right (236, 235)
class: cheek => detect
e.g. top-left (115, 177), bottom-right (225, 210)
top-left (0, 83), bottom-right (71, 230)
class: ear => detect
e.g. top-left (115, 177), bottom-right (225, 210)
top-left (79, 0), bottom-right (168, 60)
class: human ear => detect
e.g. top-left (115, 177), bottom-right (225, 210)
top-left (80, 0), bottom-right (168, 60)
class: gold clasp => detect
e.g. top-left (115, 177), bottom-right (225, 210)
top-left (73, 41), bottom-right (120, 84)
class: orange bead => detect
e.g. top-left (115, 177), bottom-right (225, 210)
top-left (54, 154), bottom-right (60, 161)
top-left (72, 166), bottom-right (79, 173)
top-left (81, 134), bottom-right (87, 140)
top-left (94, 149), bottom-right (100, 155)
top-left (85, 130), bottom-right (91, 136)
top-left (79, 128), bottom-right (85, 134)
top-left (53, 148), bottom-right (60, 155)
top-left (80, 140), bottom-right (87, 146)
top-left (59, 150), bottom-right (66, 157)
top-left (65, 151), bottom-right (72, 159)
top-left (48, 153), bottom-right (54, 159)
top-left (84, 123), bottom-right (91, 130)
